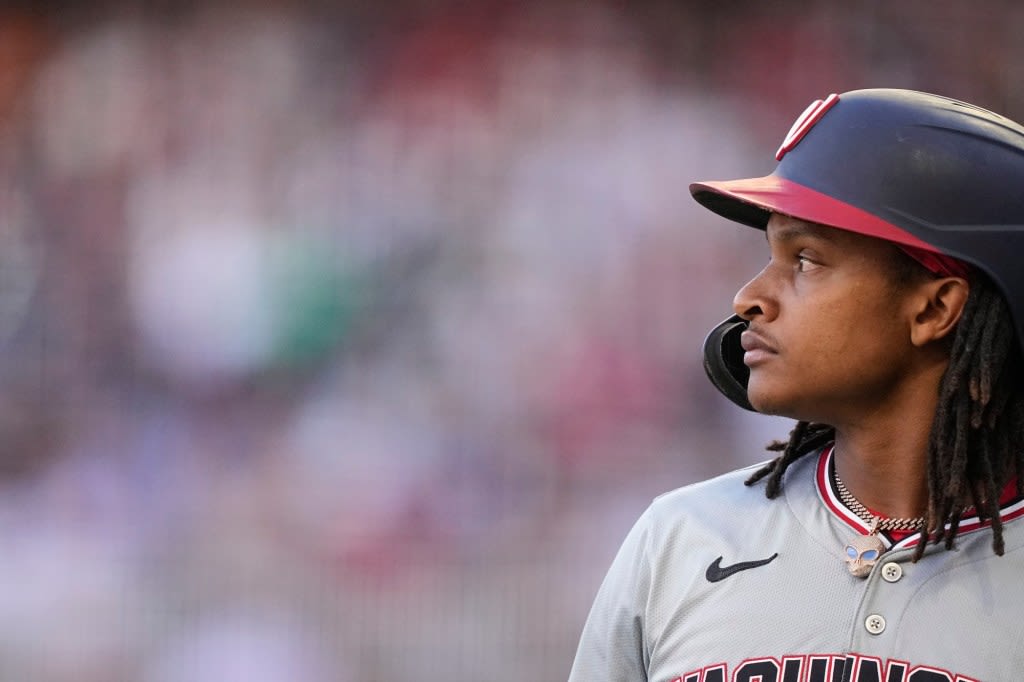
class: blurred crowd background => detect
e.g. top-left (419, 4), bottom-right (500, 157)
top-left (0, 1), bottom-right (1022, 679)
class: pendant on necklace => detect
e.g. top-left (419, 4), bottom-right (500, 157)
top-left (844, 518), bottom-right (885, 578)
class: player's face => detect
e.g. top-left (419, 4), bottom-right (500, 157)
top-left (733, 214), bottom-right (929, 423)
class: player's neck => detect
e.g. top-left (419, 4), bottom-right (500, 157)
top-left (832, 427), bottom-right (930, 521)
top-left (830, 381), bottom-right (941, 520)
top-left (829, 348), bottom-right (950, 520)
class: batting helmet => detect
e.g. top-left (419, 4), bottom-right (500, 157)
top-left (691, 88), bottom-right (1024, 411)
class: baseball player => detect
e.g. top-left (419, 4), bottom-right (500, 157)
top-left (567, 89), bottom-right (1024, 682)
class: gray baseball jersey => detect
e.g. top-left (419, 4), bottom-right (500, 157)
top-left (568, 446), bottom-right (1024, 682)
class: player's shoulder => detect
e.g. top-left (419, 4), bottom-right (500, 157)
top-left (639, 453), bottom-right (818, 536)
top-left (651, 459), bottom-right (772, 511)
top-left (655, 454), bottom-right (774, 501)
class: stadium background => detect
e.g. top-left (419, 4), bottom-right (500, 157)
top-left (0, 1), bottom-right (1021, 679)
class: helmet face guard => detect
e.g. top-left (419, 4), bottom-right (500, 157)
top-left (702, 314), bottom-right (753, 411)
top-left (691, 88), bottom-right (1024, 411)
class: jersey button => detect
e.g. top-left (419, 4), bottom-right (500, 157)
top-left (881, 562), bottom-right (903, 583)
top-left (865, 614), bottom-right (886, 635)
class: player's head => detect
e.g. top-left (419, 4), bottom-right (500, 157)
top-left (690, 88), bottom-right (1024, 557)
top-left (694, 88), bottom-right (1024, 411)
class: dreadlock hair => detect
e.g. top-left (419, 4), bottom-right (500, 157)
top-left (744, 270), bottom-right (1024, 561)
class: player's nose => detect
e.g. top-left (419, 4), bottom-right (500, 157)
top-left (733, 266), bottom-right (777, 322)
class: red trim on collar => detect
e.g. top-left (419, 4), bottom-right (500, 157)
top-left (815, 445), bottom-right (1024, 551)
top-left (816, 446), bottom-right (872, 534)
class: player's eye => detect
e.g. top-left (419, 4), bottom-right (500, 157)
top-left (796, 252), bottom-right (821, 272)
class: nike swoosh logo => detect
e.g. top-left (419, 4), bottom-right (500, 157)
top-left (705, 553), bottom-right (778, 583)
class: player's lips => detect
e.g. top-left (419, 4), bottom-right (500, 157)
top-left (740, 329), bottom-right (778, 366)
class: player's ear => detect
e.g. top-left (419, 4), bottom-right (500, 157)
top-left (909, 276), bottom-right (969, 347)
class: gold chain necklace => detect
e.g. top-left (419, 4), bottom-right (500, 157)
top-left (832, 471), bottom-right (926, 532)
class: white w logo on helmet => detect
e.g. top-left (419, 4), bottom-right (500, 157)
top-left (775, 93), bottom-right (840, 160)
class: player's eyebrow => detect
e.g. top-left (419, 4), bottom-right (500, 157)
top-left (765, 221), bottom-right (839, 245)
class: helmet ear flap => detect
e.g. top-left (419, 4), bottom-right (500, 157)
top-left (702, 315), bottom-right (755, 411)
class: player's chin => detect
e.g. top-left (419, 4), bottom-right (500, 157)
top-left (745, 376), bottom-right (807, 418)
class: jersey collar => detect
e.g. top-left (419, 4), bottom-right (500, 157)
top-left (815, 445), bottom-right (1024, 551)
